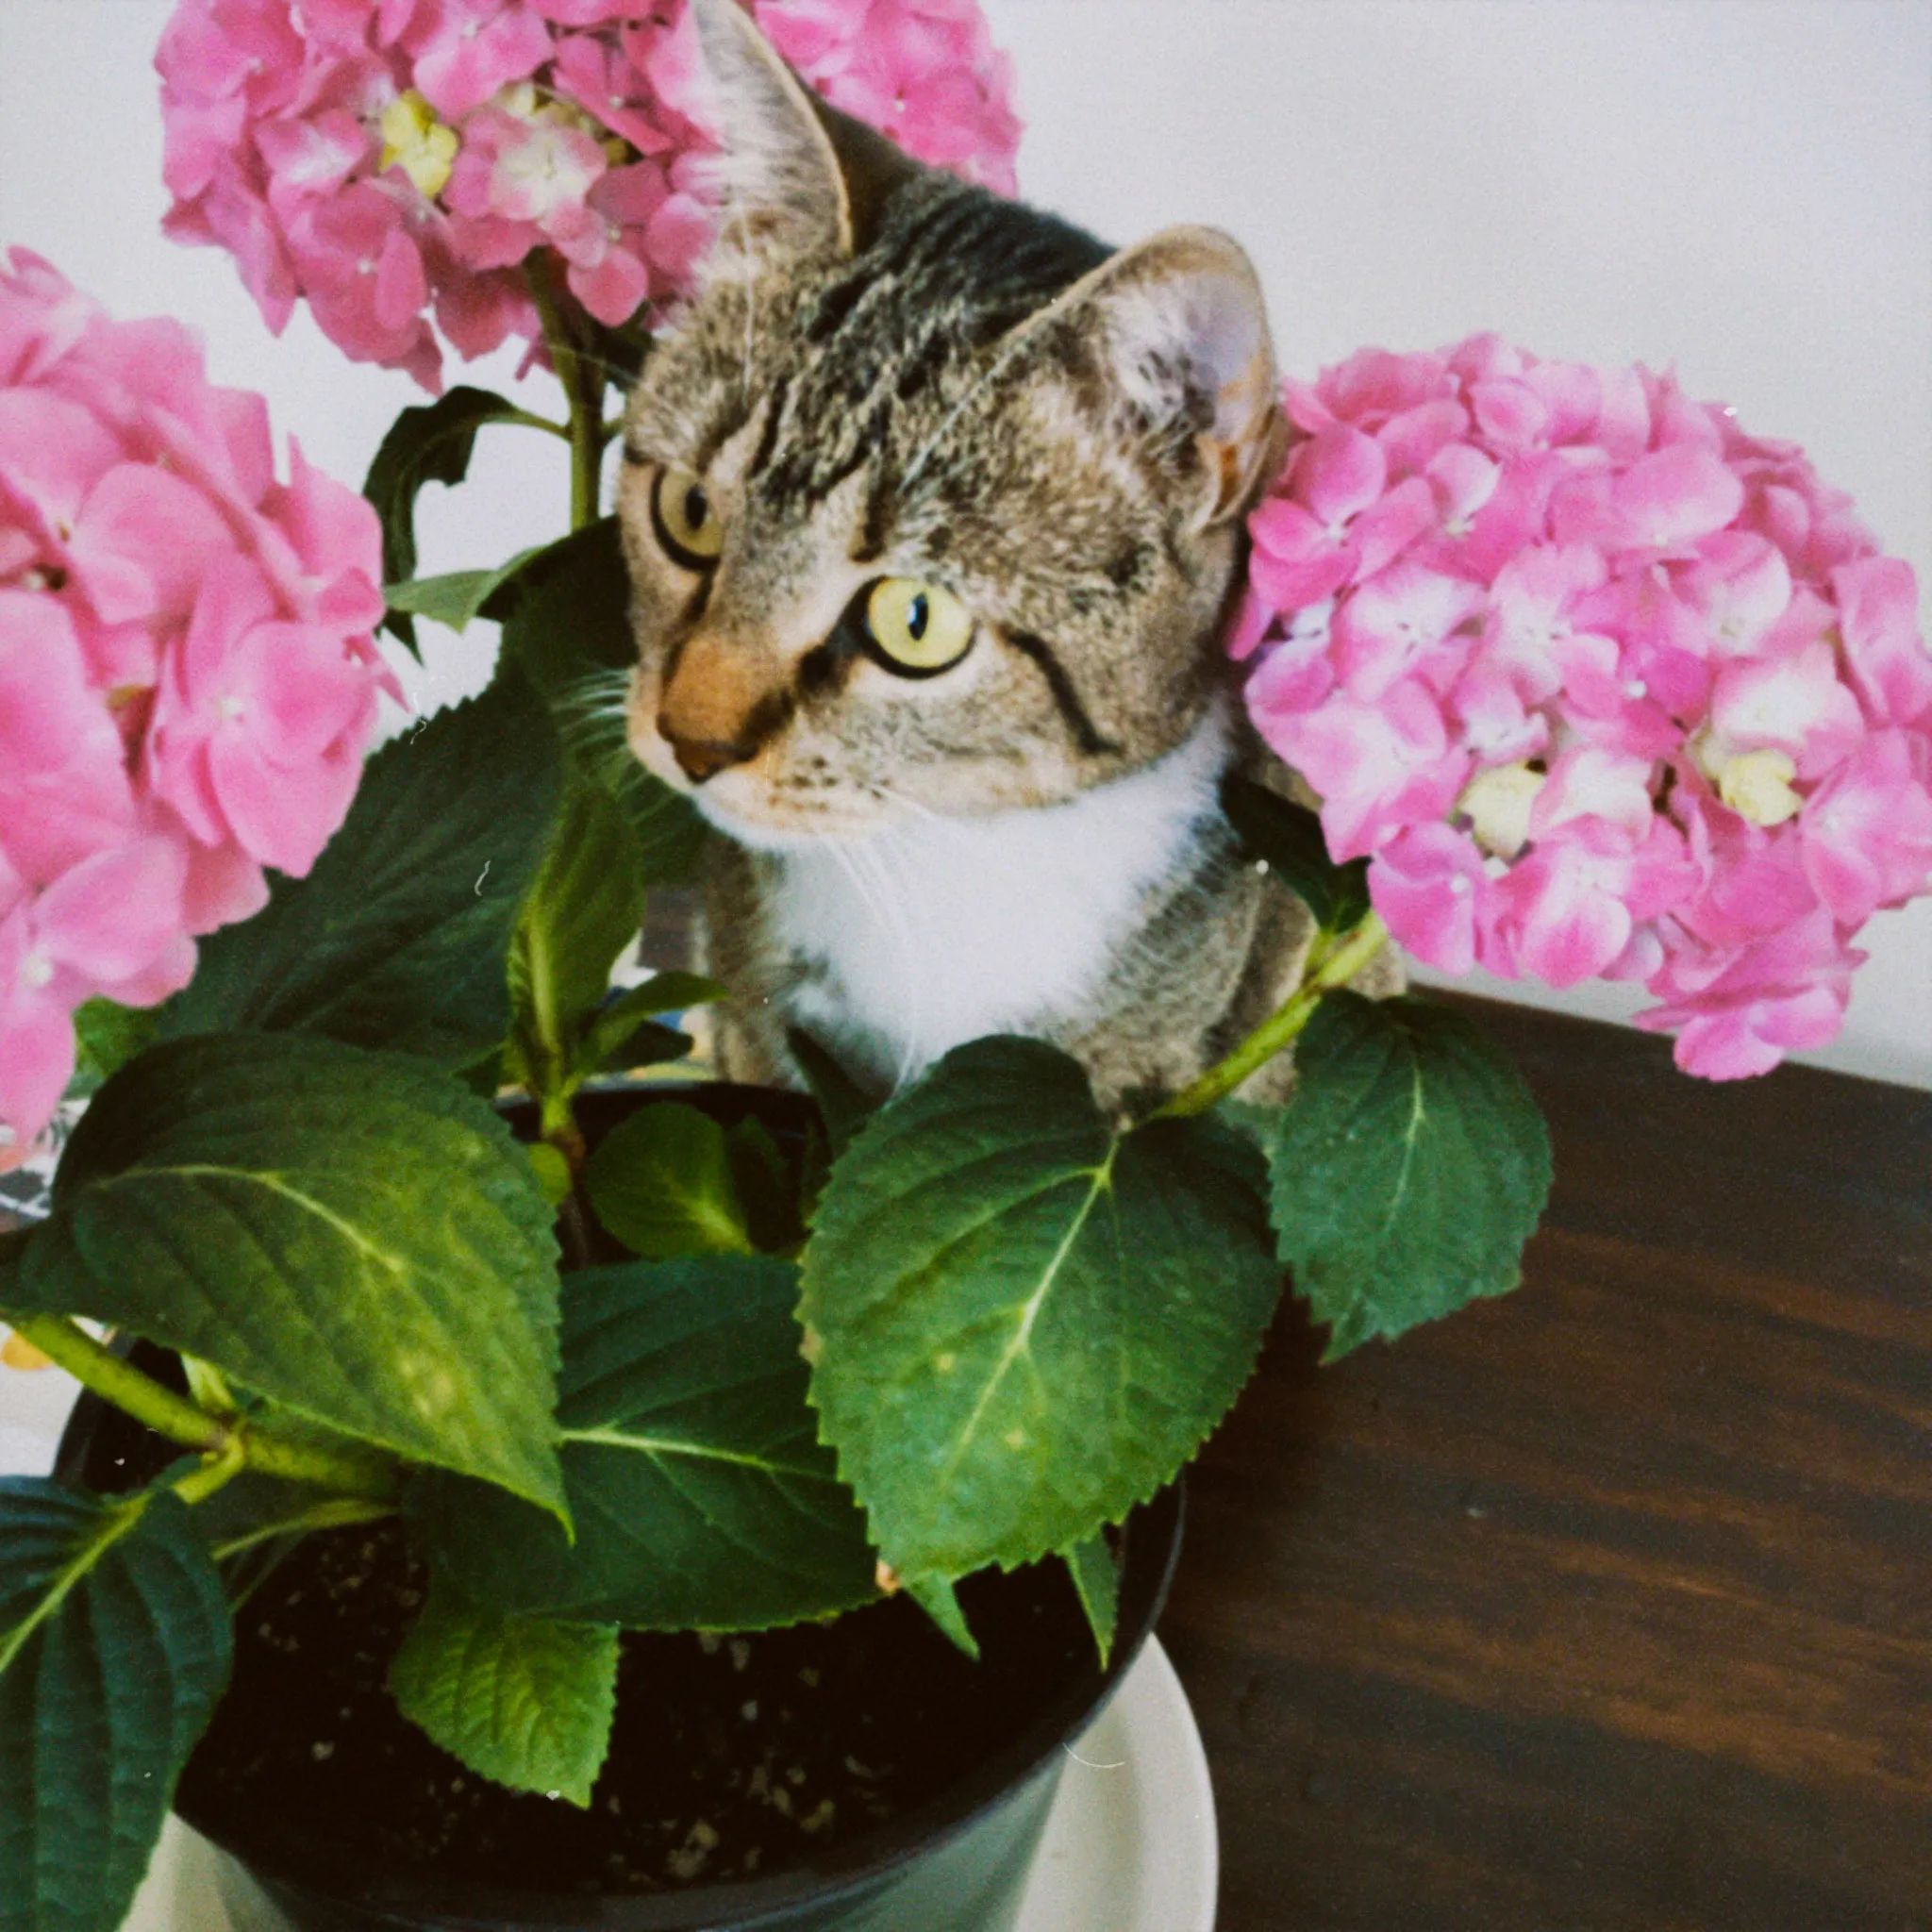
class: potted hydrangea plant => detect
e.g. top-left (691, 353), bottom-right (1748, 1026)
top-left (3, 2), bottom-right (1929, 1930)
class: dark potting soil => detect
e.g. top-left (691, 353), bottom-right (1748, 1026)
top-left (173, 1515), bottom-right (1102, 1899)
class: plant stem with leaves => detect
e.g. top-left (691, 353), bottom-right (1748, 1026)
top-left (1151, 911), bottom-right (1390, 1121)
top-left (3, 1311), bottom-right (399, 1504)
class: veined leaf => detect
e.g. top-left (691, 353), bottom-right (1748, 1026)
top-left (384, 548), bottom-right (542, 633)
top-left (412, 1257), bottom-right (876, 1629)
top-left (801, 1037), bottom-right (1283, 1577)
top-left (508, 775), bottom-right (644, 1100)
top-left (1259, 992), bottom-right (1552, 1357)
top-left (162, 675), bottom-right (561, 1066)
top-left (496, 520), bottom-right (706, 888)
top-left (364, 386), bottom-right (530, 650)
top-left (0, 1479), bottom-right (231, 1932)
top-left (1062, 1534), bottom-right (1120, 1670)
top-left (1222, 774), bottom-right (1371, 934)
top-left (388, 1574), bottom-right (617, 1807)
top-left (71, 999), bottom-right (158, 1090)
top-left (904, 1574), bottom-right (978, 1661)
top-left (580, 974), bottom-right (723, 1081)
top-left (583, 1105), bottom-right (755, 1261)
top-left (8, 1034), bottom-right (566, 1519)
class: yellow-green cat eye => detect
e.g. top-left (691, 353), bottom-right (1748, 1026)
top-left (864, 577), bottom-right (974, 676)
top-left (651, 467), bottom-right (724, 569)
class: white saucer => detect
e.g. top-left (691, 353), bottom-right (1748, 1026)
top-left (3, 1369), bottom-right (1218, 1932)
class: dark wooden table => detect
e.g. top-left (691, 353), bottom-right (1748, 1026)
top-left (1161, 995), bottom-right (1932, 1932)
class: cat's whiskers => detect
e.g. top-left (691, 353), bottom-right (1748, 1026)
top-left (831, 831), bottom-right (940, 1089)
top-left (863, 780), bottom-right (941, 825)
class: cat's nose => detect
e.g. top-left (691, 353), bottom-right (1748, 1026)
top-left (658, 720), bottom-right (753, 783)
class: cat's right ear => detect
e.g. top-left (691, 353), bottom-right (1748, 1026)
top-left (675, 0), bottom-right (922, 278)
top-left (675, 0), bottom-right (851, 272)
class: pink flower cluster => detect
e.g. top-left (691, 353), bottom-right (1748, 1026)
top-left (157, 0), bottom-right (1022, 391)
top-left (1237, 334), bottom-right (1932, 1080)
top-left (0, 250), bottom-right (391, 1164)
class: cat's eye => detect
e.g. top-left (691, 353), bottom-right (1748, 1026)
top-left (863, 577), bottom-right (974, 676)
top-left (651, 467), bottom-right (724, 569)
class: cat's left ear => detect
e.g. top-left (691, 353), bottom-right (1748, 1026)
top-left (1031, 226), bottom-right (1285, 530)
top-left (674, 0), bottom-right (920, 279)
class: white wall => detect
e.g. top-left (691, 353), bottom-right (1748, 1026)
top-left (3, 0), bottom-right (1928, 1084)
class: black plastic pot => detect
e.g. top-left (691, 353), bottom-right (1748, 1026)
top-left (56, 1082), bottom-right (1185, 1932)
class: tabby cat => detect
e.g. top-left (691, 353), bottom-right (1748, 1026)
top-left (618, 0), bottom-right (1394, 1112)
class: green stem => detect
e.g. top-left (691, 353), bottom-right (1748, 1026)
top-left (500, 407), bottom-right (574, 441)
top-left (6, 1312), bottom-right (225, 1454)
top-left (525, 261), bottom-right (607, 531)
top-left (210, 1497), bottom-right (394, 1566)
top-left (3, 1311), bottom-right (398, 1505)
top-left (172, 1437), bottom-right (246, 1507)
top-left (240, 1425), bottom-right (398, 1502)
top-left (1151, 913), bottom-right (1390, 1121)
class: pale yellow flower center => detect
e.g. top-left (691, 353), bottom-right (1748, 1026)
top-left (379, 91), bottom-right (458, 201)
top-left (1458, 762), bottom-right (1547, 859)
top-left (1717, 748), bottom-right (1803, 826)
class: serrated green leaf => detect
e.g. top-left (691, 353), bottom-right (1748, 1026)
top-left (388, 1574), bottom-right (617, 1807)
top-left (497, 520), bottom-right (707, 888)
top-left (161, 675), bottom-right (562, 1065)
top-left (801, 1037), bottom-right (1283, 1577)
top-left (1222, 774), bottom-right (1371, 933)
top-left (0, 1479), bottom-right (231, 1932)
top-left (904, 1574), bottom-right (978, 1660)
top-left (411, 1256), bottom-right (877, 1629)
top-left (584, 1104), bottom-right (755, 1261)
top-left (364, 387), bottom-right (528, 650)
top-left (509, 775), bottom-right (646, 1099)
top-left (1259, 992), bottom-right (1553, 1357)
top-left (9, 1035), bottom-right (566, 1519)
top-left (1062, 1534), bottom-right (1119, 1670)
top-left (384, 548), bottom-right (542, 633)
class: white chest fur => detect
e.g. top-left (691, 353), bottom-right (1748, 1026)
top-left (766, 711), bottom-right (1231, 1091)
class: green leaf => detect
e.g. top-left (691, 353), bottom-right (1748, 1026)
top-left (162, 675), bottom-right (562, 1065)
top-left (388, 1574), bottom-right (617, 1807)
top-left (0, 1479), bottom-right (231, 1932)
top-left (801, 1038), bottom-right (1283, 1577)
top-left (411, 1256), bottom-right (877, 1629)
top-left (1062, 1534), bottom-right (1120, 1670)
top-left (1258, 992), bottom-right (1553, 1357)
top-left (71, 999), bottom-right (158, 1090)
top-left (786, 1028), bottom-right (880, 1162)
top-left (904, 1574), bottom-right (978, 1661)
top-left (577, 974), bottom-right (721, 1080)
top-left (364, 387), bottom-right (529, 649)
top-left (508, 775), bottom-right (644, 1099)
top-left (384, 548), bottom-right (543, 633)
top-left (1222, 774), bottom-right (1371, 934)
top-left (9, 1034), bottom-right (566, 1519)
top-left (584, 1104), bottom-right (755, 1261)
top-left (727, 1118), bottom-right (805, 1256)
top-left (497, 520), bottom-right (707, 888)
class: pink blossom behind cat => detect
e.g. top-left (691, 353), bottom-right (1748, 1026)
top-left (1237, 334), bottom-right (1932, 1080)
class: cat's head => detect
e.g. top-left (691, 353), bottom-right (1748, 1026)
top-left (619, 0), bottom-right (1283, 845)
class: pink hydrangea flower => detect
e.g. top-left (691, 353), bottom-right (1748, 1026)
top-left (0, 250), bottom-right (392, 1166)
top-left (1239, 334), bottom-right (1932, 1079)
top-left (157, 0), bottom-right (1024, 391)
